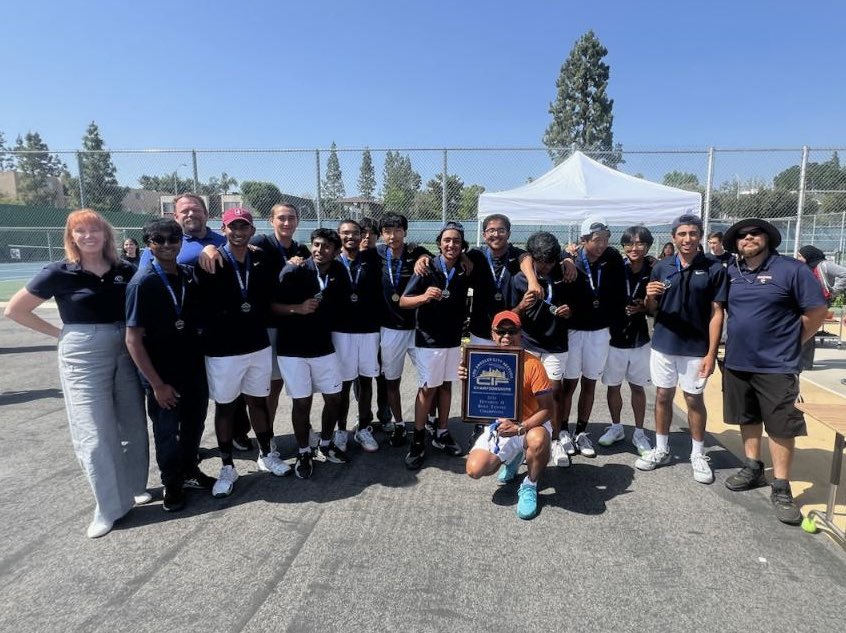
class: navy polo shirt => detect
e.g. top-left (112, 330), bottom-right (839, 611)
top-left (566, 247), bottom-right (627, 332)
top-left (651, 253), bottom-right (728, 357)
top-left (250, 233), bottom-right (310, 277)
top-left (333, 249), bottom-right (381, 334)
top-left (377, 243), bottom-right (430, 331)
top-left (610, 258), bottom-right (653, 349)
top-left (510, 267), bottom-right (571, 354)
top-left (403, 256), bottom-right (470, 348)
top-left (725, 253), bottom-right (826, 373)
top-left (26, 260), bottom-right (135, 324)
top-left (467, 245), bottom-right (526, 340)
top-left (138, 229), bottom-right (227, 268)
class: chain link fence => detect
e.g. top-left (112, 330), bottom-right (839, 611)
top-left (1, 146), bottom-right (845, 262)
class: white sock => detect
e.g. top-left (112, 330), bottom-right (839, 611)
top-left (691, 439), bottom-right (705, 456)
top-left (299, 447), bottom-right (311, 455)
top-left (319, 439), bottom-right (330, 448)
top-left (656, 434), bottom-right (669, 452)
top-left (522, 477), bottom-right (537, 488)
top-left (436, 428), bottom-right (447, 437)
top-left (610, 423), bottom-right (623, 430)
top-left (633, 428), bottom-right (646, 438)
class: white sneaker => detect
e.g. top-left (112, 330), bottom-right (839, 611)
top-left (308, 429), bottom-right (320, 449)
top-left (333, 429), bottom-right (349, 452)
top-left (559, 431), bottom-right (576, 456)
top-left (550, 439), bottom-right (570, 468)
top-left (86, 518), bottom-right (113, 539)
top-left (575, 432), bottom-right (596, 457)
top-left (691, 453), bottom-right (714, 484)
top-left (632, 430), bottom-right (652, 456)
top-left (635, 448), bottom-right (671, 471)
top-left (354, 426), bottom-right (379, 452)
top-left (257, 452), bottom-right (291, 477)
top-left (598, 424), bottom-right (625, 447)
top-left (212, 465), bottom-right (239, 497)
top-left (133, 492), bottom-right (153, 505)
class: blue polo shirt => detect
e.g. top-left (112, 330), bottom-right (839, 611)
top-left (725, 253), bottom-right (826, 373)
top-left (138, 230), bottom-right (227, 268)
top-left (651, 253), bottom-right (728, 357)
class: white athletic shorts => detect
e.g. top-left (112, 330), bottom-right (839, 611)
top-left (412, 346), bottom-right (461, 389)
top-left (471, 420), bottom-right (553, 464)
top-left (602, 344), bottom-right (652, 387)
top-left (564, 328), bottom-right (610, 380)
top-left (469, 334), bottom-right (495, 346)
top-left (527, 349), bottom-right (568, 381)
top-left (380, 327), bottom-right (416, 381)
top-left (277, 353), bottom-right (343, 399)
top-left (267, 328), bottom-right (282, 381)
top-left (205, 346), bottom-right (272, 404)
top-left (649, 348), bottom-right (708, 394)
top-left (331, 332), bottom-right (381, 381)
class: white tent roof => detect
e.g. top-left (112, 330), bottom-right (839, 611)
top-left (477, 151), bottom-right (701, 225)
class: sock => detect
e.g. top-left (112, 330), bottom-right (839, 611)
top-left (633, 427), bottom-right (646, 437)
top-left (436, 428), bottom-right (448, 437)
top-left (219, 440), bottom-right (234, 466)
top-left (256, 430), bottom-right (273, 456)
top-left (610, 422), bottom-right (623, 431)
top-left (656, 434), bottom-right (669, 452)
top-left (560, 423), bottom-right (569, 435)
top-left (522, 477), bottom-right (537, 488)
top-left (319, 439), bottom-right (330, 448)
top-left (413, 428), bottom-right (425, 443)
top-left (575, 420), bottom-right (588, 435)
top-left (299, 446), bottom-right (311, 455)
top-left (690, 438), bottom-right (705, 456)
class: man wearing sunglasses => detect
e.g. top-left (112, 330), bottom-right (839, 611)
top-left (465, 311), bottom-right (553, 520)
top-left (721, 219), bottom-right (826, 525)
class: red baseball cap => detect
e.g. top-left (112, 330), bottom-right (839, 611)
top-left (222, 207), bottom-right (254, 227)
top-left (491, 310), bottom-right (521, 329)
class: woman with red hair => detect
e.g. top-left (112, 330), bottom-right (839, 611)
top-left (4, 209), bottom-right (149, 538)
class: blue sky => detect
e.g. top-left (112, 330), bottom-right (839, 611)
top-left (2, 0), bottom-right (844, 191)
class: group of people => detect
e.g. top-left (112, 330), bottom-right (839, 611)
top-left (3, 192), bottom-right (830, 534)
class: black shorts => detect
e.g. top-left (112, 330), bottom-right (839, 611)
top-left (722, 368), bottom-right (806, 438)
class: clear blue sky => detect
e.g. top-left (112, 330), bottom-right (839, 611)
top-left (2, 0), bottom-right (844, 191)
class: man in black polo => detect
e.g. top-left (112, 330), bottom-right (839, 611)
top-left (636, 214), bottom-right (726, 484)
top-left (721, 219), bottom-right (826, 524)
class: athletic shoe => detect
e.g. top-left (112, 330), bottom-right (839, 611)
top-left (232, 436), bottom-right (252, 452)
top-left (134, 492), bottom-right (153, 505)
top-left (559, 431), bottom-right (577, 456)
top-left (295, 452), bottom-right (313, 479)
top-left (771, 482), bottom-right (802, 525)
top-left (86, 519), bottom-right (114, 539)
top-left (725, 458), bottom-right (767, 491)
top-left (632, 430), bottom-right (652, 457)
top-left (405, 438), bottom-right (426, 470)
top-left (467, 424), bottom-right (485, 453)
top-left (389, 422), bottom-right (407, 447)
top-left (635, 448), bottom-right (671, 471)
top-left (212, 465), bottom-right (239, 497)
top-left (516, 484), bottom-right (539, 520)
top-left (382, 420), bottom-right (396, 433)
top-left (333, 429), bottom-right (349, 452)
top-left (377, 404), bottom-right (393, 425)
top-left (550, 440), bottom-right (570, 468)
top-left (354, 426), bottom-right (379, 452)
top-left (183, 470), bottom-right (216, 490)
top-left (162, 485), bottom-right (185, 512)
top-left (574, 432), bottom-right (596, 458)
top-left (598, 424), bottom-right (625, 447)
top-left (432, 431), bottom-right (463, 456)
top-left (691, 453), bottom-right (714, 484)
top-left (317, 442), bottom-right (349, 464)
top-left (425, 415), bottom-right (436, 436)
top-left (497, 451), bottom-right (524, 484)
top-left (257, 452), bottom-right (292, 477)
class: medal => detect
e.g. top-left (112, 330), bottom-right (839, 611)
top-left (593, 299), bottom-right (600, 308)
top-left (579, 249), bottom-right (603, 309)
top-left (485, 248), bottom-right (507, 303)
top-left (663, 279), bottom-right (673, 289)
top-left (151, 259), bottom-right (187, 332)
top-left (341, 253), bottom-right (362, 303)
top-left (386, 247), bottom-right (402, 301)
top-left (494, 292), bottom-right (503, 301)
top-left (391, 293), bottom-right (400, 302)
top-left (437, 255), bottom-right (456, 300)
top-left (222, 245), bottom-right (252, 315)
top-left (441, 289), bottom-right (451, 299)
top-left (174, 319), bottom-right (185, 330)
top-left (549, 304), bottom-right (558, 316)
top-left (314, 292), bottom-right (323, 301)
top-left (663, 256), bottom-right (682, 290)
top-left (315, 267), bottom-right (329, 302)
top-left (350, 293), bottom-right (358, 302)
top-left (241, 302), bottom-right (252, 312)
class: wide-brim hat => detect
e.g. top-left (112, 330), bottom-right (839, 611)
top-left (722, 218), bottom-right (781, 253)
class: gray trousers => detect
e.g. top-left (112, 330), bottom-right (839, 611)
top-left (57, 324), bottom-right (149, 525)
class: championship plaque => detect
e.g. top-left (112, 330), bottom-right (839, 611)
top-left (461, 345), bottom-right (523, 423)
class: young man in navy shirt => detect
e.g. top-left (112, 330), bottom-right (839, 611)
top-left (126, 218), bottom-right (214, 511)
top-left (721, 219), bottom-right (826, 524)
top-left (636, 214), bottom-right (727, 484)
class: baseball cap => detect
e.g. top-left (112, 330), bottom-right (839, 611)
top-left (580, 215), bottom-right (609, 238)
top-left (670, 213), bottom-right (703, 235)
top-left (436, 220), bottom-right (465, 242)
top-left (222, 207), bottom-right (254, 227)
top-left (491, 310), bottom-right (521, 329)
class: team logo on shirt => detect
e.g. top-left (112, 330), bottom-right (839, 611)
top-left (114, 275), bottom-right (125, 283)
top-left (758, 275), bottom-right (772, 284)
top-left (694, 270), bottom-right (706, 275)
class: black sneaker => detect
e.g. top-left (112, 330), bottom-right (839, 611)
top-left (725, 458), bottom-right (767, 491)
top-left (771, 482), bottom-right (802, 525)
top-left (183, 469), bottom-right (216, 490)
top-left (389, 423), bottom-right (407, 447)
top-left (162, 485), bottom-right (185, 512)
top-left (467, 424), bottom-right (485, 452)
top-left (405, 438), bottom-right (426, 470)
top-left (232, 436), bottom-right (252, 451)
top-left (317, 442), bottom-right (349, 464)
top-left (432, 431), bottom-right (463, 456)
top-left (295, 452), bottom-right (313, 479)
top-left (377, 404), bottom-right (393, 425)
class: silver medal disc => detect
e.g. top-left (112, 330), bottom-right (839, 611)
top-left (314, 292), bottom-right (323, 301)
top-left (441, 289), bottom-right (451, 299)
top-left (241, 302), bottom-right (251, 313)
top-left (350, 293), bottom-right (358, 303)
top-left (174, 319), bottom-right (185, 330)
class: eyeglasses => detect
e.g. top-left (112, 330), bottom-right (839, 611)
top-left (148, 235), bottom-right (181, 245)
top-left (494, 327), bottom-right (520, 336)
top-left (484, 227), bottom-right (509, 236)
top-left (737, 228), bottom-right (764, 238)
top-left (623, 241), bottom-right (650, 249)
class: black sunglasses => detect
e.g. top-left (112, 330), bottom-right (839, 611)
top-left (494, 326), bottom-right (520, 336)
top-left (737, 228), bottom-right (764, 239)
top-left (148, 234), bottom-right (181, 245)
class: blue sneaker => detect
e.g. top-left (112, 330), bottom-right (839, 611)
top-left (497, 451), bottom-right (524, 485)
top-left (516, 483), bottom-right (538, 520)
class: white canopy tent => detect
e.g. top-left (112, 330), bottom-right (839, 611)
top-left (476, 151), bottom-right (701, 242)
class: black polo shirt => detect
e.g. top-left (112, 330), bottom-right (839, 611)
top-left (651, 253), bottom-right (728, 357)
top-left (610, 258), bottom-right (653, 349)
top-left (510, 267), bottom-right (571, 354)
top-left (403, 256), bottom-right (470, 348)
top-left (333, 249), bottom-right (381, 334)
top-left (565, 247), bottom-right (627, 332)
top-left (250, 233), bottom-right (310, 277)
top-left (467, 245), bottom-right (526, 340)
top-left (275, 258), bottom-right (350, 358)
top-left (194, 247), bottom-right (273, 357)
top-left (26, 260), bottom-right (135, 324)
top-left (377, 243), bottom-right (430, 331)
top-left (725, 253), bottom-right (825, 373)
top-left (125, 263), bottom-right (204, 388)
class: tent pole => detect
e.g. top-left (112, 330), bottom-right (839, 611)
top-left (702, 146), bottom-right (714, 235)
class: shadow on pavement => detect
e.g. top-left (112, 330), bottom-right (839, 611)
top-left (0, 388), bottom-right (63, 406)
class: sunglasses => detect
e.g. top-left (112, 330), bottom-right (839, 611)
top-left (737, 228), bottom-right (764, 239)
top-left (494, 326), bottom-right (520, 336)
top-left (148, 235), bottom-right (181, 245)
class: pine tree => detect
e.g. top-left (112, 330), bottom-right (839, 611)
top-left (15, 132), bottom-right (65, 206)
top-left (0, 131), bottom-right (14, 171)
top-left (358, 148), bottom-right (376, 199)
top-left (321, 142), bottom-right (346, 201)
top-left (382, 151), bottom-right (421, 215)
top-left (79, 122), bottom-right (126, 212)
top-left (543, 30), bottom-right (622, 167)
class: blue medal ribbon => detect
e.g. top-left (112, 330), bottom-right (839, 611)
top-left (624, 258), bottom-right (644, 301)
top-left (386, 247), bottom-right (402, 291)
top-left (485, 247), bottom-right (506, 295)
top-left (579, 248), bottom-right (602, 303)
top-left (151, 259), bottom-right (185, 319)
top-left (438, 255), bottom-right (456, 292)
top-left (340, 253), bottom-right (362, 291)
top-left (222, 245), bottom-right (250, 303)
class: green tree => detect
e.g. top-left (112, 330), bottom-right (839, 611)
top-left (662, 171), bottom-right (701, 192)
top-left (358, 147), bottom-right (376, 199)
top-left (425, 174), bottom-right (465, 218)
top-left (138, 174), bottom-right (195, 194)
top-left (241, 180), bottom-right (283, 218)
top-left (773, 152), bottom-right (845, 192)
top-left (382, 151), bottom-right (421, 215)
top-left (543, 30), bottom-right (622, 167)
top-left (79, 122), bottom-right (127, 212)
top-left (0, 131), bottom-right (14, 171)
top-left (14, 132), bottom-right (66, 206)
top-left (321, 142), bottom-right (346, 200)
top-left (458, 184), bottom-right (485, 220)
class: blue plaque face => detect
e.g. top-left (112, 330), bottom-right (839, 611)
top-left (464, 348), bottom-right (521, 422)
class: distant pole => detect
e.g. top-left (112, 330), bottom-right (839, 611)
top-left (315, 149), bottom-right (322, 228)
top-left (75, 151), bottom-right (86, 208)
top-left (839, 211), bottom-right (845, 254)
top-left (702, 146), bottom-right (715, 234)
top-left (442, 149), bottom-right (448, 223)
top-left (191, 150), bottom-right (199, 193)
top-left (46, 232), bottom-right (53, 261)
top-left (794, 145), bottom-right (810, 257)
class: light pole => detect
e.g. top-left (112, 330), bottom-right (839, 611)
top-left (173, 163), bottom-right (187, 194)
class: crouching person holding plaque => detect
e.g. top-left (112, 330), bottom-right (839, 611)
top-left (464, 311), bottom-right (553, 520)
